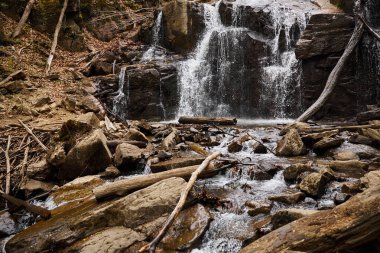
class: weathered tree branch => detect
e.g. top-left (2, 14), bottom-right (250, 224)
top-left (359, 15), bottom-right (380, 42)
top-left (297, 20), bottom-right (365, 122)
top-left (5, 136), bottom-right (11, 195)
top-left (0, 70), bottom-right (23, 86)
top-left (45, 0), bottom-right (68, 74)
top-left (139, 152), bottom-right (221, 253)
top-left (18, 120), bottom-right (48, 151)
top-left (11, 0), bottom-right (36, 38)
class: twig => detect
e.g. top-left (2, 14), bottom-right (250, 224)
top-left (18, 120), bottom-right (48, 151)
top-left (0, 70), bottom-right (23, 86)
top-left (5, 136), bottom-right (11, 195)
top-left (21, 137), bottom-right (30, 181)
top-left (139, 152), bottom-right (221, 253)
top-left (211, 123), bottom-right (238, 137)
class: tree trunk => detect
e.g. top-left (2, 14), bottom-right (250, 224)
top-left (296, 20), bottom-right (364, 122)
top-left (45, 0), bottom-right (69, 75)
top-left (359, 15), bottom-right (380, 42)
top-left (93, 162), bottom-right (221, 200)
top-left (11, 0), bottom-right (36, 39)
top-left (178, 116), bottom-right (237, 125)
top-left (240, 185), bottom-right (380, 253)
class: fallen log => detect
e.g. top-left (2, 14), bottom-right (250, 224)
top-left (240, 185), bottom-right (380, 253)
top-left (0, 190), bottom-right (51, 219)
top-left (139, 152), bottom-right (221, 253)
top-left (94, 160), bottom-right (225, 200)
top-left (357, 108), bottom-right (380, 123)
top-left (178, 116), bottom-right (237, 125)
top-left (11, 0), bottom-right (36, 38)
top-left (45, 0), bottom-right (68, 74)
top-left (296, 20), bottom-right (364, 122)
top-left (299, 124), bottom-right (380, 134)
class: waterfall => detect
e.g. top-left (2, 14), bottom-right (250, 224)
top-left (177, 0), bottom-right (307, 119)
top-left (141, 11), bottom-right (164, 62)
top-left (112, 67), bottom-right (128, 120)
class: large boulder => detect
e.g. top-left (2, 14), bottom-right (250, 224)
top-left (59, 129), bottom-right (112, 180)
top-left (114, 143), bottom-right (144, 170)
top-left (125, 128), bottom-right (149, 143)
top-left (276, 128), bottom-right (306, 156)
top-left (6, 177), bottom-right (186, 253)
top-left (313, 137), bottom-right (345, 154)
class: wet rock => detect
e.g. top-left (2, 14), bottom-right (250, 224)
top-left (269, 192), bottom-right (305, 205)
top-left (334, 151), bottom-right (359, 161)
top-left (313, 137), bottom-right (344, 154)
top-left (276, 128), bottom-right (306, 156)
top-left (99, 166), bottom-right (121, 178)
top-left (341, 181), bottom-right (361, 194)
top-left (349, 134), bottom-right (373, 145)
top-left (60, 129), bottom-right (112, 180)
top-left (317, 199), bottom-right (335, 210)
top-left (67, 226), bottom-right (145, 253)
top-left (126, 128), bottom-right (149, 143)
top-left (295, 13), bottom-right (355, 59)
top-left (132, 120), bottom-right (153, 135)
top-left (37, 104), bottom-right (51, 113)
top-left (251, 141), bottom-right (267, 154)
top-left (150, 157), bottom-right (205, 173)
top-left (46, 144), bottom-right (66, 167)
top-left (51, 175), bottom-right (104, 205)
top-left (228, 141), bottom-right (243, 153)
top-left (246, 200), bottom-right (272, 216)
top-left (114, 143), bottom-right (144, 170)
top-left (283, 163), bottom-right (313, 182)
top-left (271, 208), bottom-right (318, 229)
top-left (77, 112), bottom-right (100, 128)
top-left (0, 212), bottom-right (17, 237)
top-left (160, 204), bottom-right (212, 250)
top-left (6, 178), bottom-right (186, 253)
top-left (301, 130), bottom-right (338, 146)
top-left (248, 166), bottom-right (273, 181)
top-left (326, 160), bottom-right (369, 178)
top-left (157, 151), bottom-right (172, 161)
top-left (334, 192), bottom-right (350, 204)
top-left (361, 170), bottom-right (380, 189)
top-left (299, 172), bottom-right (332, 197)
top-left (27, 159), bottom-right (51, 181)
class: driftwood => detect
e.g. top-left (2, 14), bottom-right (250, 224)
top-left (94, 160), bottom-right (223, 200)
top-left (18, 120), bottom-right (48, 151)
top-left (179, 116), bottom-right (237, 125)
top-left (240, 185), bottom-right (380, 253)
top-left (0, 190), bottom-right (51, 219)
top-left (139, 152), bottom-right (221, 253)
top-left (296, 20), bottom-right (364, 122)
top-left (299, 124), bottom-right (380, 134)
top-left (45, 0), bottom-right (68, 74)
top-left (11, 0), bottom-right (36, 38)
top-left (0, 70), bottom-right (23, 86)
top-left (359, 15), bottom-right (380, 42)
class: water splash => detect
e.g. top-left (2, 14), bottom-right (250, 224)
top-left (112, 67), bottom-right (128, 120)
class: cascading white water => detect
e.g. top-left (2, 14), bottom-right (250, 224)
top-left (177, 0), bottom-right (307, 119)
top-left (177, 2), bottom-right (248, 117)
top-left (260, 5), bottom-right (307, 118)
top-left (112, 66), bottom-right (128, 120)
top-left (141, 11), bottom-right (164, 62)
